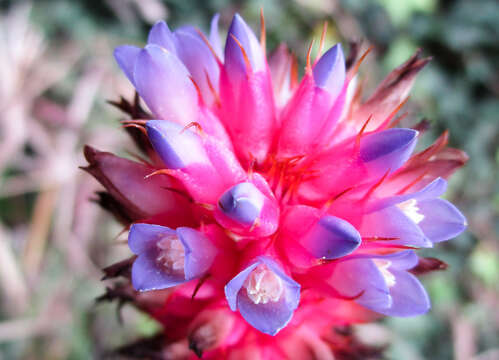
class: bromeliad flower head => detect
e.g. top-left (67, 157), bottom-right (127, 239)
top-left (86, 13), bottom-right (468, 359)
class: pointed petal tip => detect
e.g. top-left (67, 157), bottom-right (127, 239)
top-left (381, 270), bottom-right (431, 317)
top-left (302, 215), bottom-right (361, 260)
top-left (225, 13), bottom-right (265, 72)
top-left (114, 45), bottom-right (141, 84)
top-left (148, 20), bottom-right (176, 52)
top-left (82, 144), bottom-right (99, 163)
top-left (209, 13), bottom-right (223, 58)
top-left (313, 43), bottom-right (346, 93)
top-left (418, 199), bottom-right (467, 243)
top-left (152, 19), bottom-right (167, 26)
top-left (177, 227), bottom-right (217, 280)
top-left (360, 128), bottom-right (418, 170)
top-left (145, 120), bottom-right (186, 169)
top-left (146, 120), bottom-right (206, 170)
top-left (134, 44), bottom-right (199, 123)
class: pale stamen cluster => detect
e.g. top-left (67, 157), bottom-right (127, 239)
top-left (244, 265), bottom-right (284, 304)
top-left (156, 235), bottom-right (185, 275)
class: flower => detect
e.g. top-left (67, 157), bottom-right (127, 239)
top-left (225, 256), bottom-right (301, 336)
top-left (128, 223), bottom-right (217, 291)
top-left (86, 12), bottom-right (468, 359)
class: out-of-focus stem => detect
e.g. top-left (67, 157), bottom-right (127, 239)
top-left (23, 187), bottom-right (58, 279)
top-left (0, 224), bottom-right (29, 315)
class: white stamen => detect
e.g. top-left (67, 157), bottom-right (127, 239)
top-left (373, 259), bottom-right (396, 288)
top-left (397, 199), bottom-right (425, 224)
top-left (244, 264), bottom-right (284, 304)
top-left (156, 235), bottom-right (185, 275)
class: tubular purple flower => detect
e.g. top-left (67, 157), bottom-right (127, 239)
top-left (173, 29), bottom-right (220, 105)
top-left (225, 13), bottom-right (265, 74)
top-left (386, 178), bottom-right (466, 243)
top-left (370, 251), bottom-right (430, 317)
top-left (225, 256), bottom-right (300, 336)
top-left (148, 20), bottom-right (176, 52)
top-left (276, 44), bottom-right (347, 158)
top-left (313, 44), bottom-right (345, 99)
top-left (359, 128), bottom-right (419, 176)
top-left (218, 182), bottom-right (265, 226)
top-left (301, 215), bottom-right (361, 260)
top-left (365, 177), bottom-right (467, 244)
top-left (330, 251), bottom-right (430, 317)
top-left (209, 13), bottom-right (223, 59)
top-left (415, 198), bottom-right (467, 242)
top-left (331, 257), bottom-right (392, 310)
top-left (113, 45), bottom-right (141, 85)
top-left (360, 205), bottom-right (433, 248)
top-left (134, 45), bottom-right (199, 125)
top-left (214, 179), bottom-right (280, 237)
top-left (129, 223), bottom-right (217, 291)
top-left (219, 14), bottom-right (276, 165)
top-left (371, 177), bottom-right (448, 211)
top-left (146, 120), bottom-right (209, 169)
top-left (145, 120), bottom-right (250, 205)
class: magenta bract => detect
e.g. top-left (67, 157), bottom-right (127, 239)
top-left (87, 12), bottom-right (468, 359)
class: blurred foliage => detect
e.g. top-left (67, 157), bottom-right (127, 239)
top-left (0, 0), bottom-right (497, 359)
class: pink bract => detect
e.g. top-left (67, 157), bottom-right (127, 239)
top-left (85, 13), bottom-right (467, 359)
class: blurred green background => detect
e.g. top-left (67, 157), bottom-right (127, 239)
top-left (0, 0), bottom-right (497, 359)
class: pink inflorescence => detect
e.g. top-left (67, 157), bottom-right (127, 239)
top-left (85, 13), bottom-right (468, 359)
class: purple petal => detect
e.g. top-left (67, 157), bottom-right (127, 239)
top-left (177, 227), bottom-right (217, 280)
top-left (377, 269), bottom-right (430, 317)
top-left (360, 206), bottom-right (432, 248)
top-left (174, 25), bottom-right (198, 37)
top-left (147, 21), bottom-right (176, 52)
top-left (411, 177), bottom-right (448, 201)
top-left (301, 215), bottom-right (361, 259)
top-left (131, 247), bottom-right (185, 291)
top-left (224, 256), bottom-right (300, 335)
top-left (134, 45), bottom-right (198, 124)
top-left (128, 223), bottom-right (185, 291)
top-left (362, 250), bottom-right (419, 271)
top-left (384, 250), bottom-right (419, 270)
top-left (218, 182), bottom-right (265, 225)
top-left (331, 258), bottom-right (391, 310)
top-left (225, 13), bottom-right (265, 73)
top-left (114, 45), bottom-right (141, 85)
top-left (259, 256), bottom-right (301, 309)
top-left (209, 13), bottom-right (223, 59)
top-left (146, 120), bottom-right (208, 169)
top-left (417, 198), bottom-right (467, 242)
top-left (128, 223), bottom-right (176, 255)
top-left (337, 252), bottom-right (429, 316)
top-left (313, 44), bottom-right (346, 99)
top-left (173, 30), bottom-right (220, 104)
top-left (360, 128), bottom-right (418, 176)
top-left (369, 178), bottom-right (448, 212)
top-left (236, 292), bottom-right (294, 336)
top-left (224, 262), bottom-right (259, 311)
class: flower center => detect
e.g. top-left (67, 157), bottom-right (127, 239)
top-left (244, 264), bottom-right (284, 304)
top-left (373, 259), bottom-right (396, 288)
top-left (156, 235), bottom-right (185, 275)
top-left (397, 199), bottom-right (424, 224)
